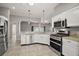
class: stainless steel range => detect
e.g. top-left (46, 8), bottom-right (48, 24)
top-left (50, 29), bottom-right (70, 56)
top-left (50, 34), bottom-right (62, 53)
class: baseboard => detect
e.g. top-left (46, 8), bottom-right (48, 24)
top-left (21, 43), bottom-right (49, 46)
top-left (61, 54), bottom-right (64, 56)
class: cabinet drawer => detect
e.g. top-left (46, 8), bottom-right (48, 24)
top-left (63, 39), bottom-right (79, 47)
top-left (62, 45), bottom-right (79, 56)
top-left (62, 45), bottom-right (73, 56)
top-left (63, 38), bottom-right (79, 56)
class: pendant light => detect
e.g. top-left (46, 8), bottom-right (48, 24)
top-left (29, 3), bottom-right (34, 6)
top-left (42, 9), bottom-right (48, 23)
top-left (42, 9), bottom-right (45, 23)
top-left (28, 9), bottom-right (31, 24)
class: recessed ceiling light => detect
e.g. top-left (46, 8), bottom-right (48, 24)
top-left (45, 20), bottom-right (48, 23)
top-left (29, 3), bottom-right (34, 6)
top-left (12, 6), bottom-right (15, 9)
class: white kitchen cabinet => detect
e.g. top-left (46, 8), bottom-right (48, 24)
top-left (67, 11), bottom-right (79, 26)
top-left (63, 6), bottom-right (79, 27)
top-left (32, 34), bottom-right (50, 45)
top-left (21, 34), bottom-right (31, 44)
top-left (52, 6), bottom-right (79, 27)
top-left (21, 35), bottom-right (26, 44)
top-left (39, 34), bottom-right (50, 45)
top-left (25, 35), bottom-right (31, 44)
top-left (62, 38), bottom-right (79, 56)
top-left (21, 34), bottom-right (50, 45)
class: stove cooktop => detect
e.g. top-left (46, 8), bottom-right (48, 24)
top-left (50, 33), bottom-right (69, 37)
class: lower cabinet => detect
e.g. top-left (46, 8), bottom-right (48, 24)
top-left (32, 34), bottom-right (50, 45)
top-left (25, 35), bottom-right (31, 44)
top-left (21, 34), bottom-right (50, 45)
top-left (21, 35), bottom-right (26, 44)
top-left (62, 38), bottom-right (79, 56)
top-left (21, 34), bottom-right (31, 44)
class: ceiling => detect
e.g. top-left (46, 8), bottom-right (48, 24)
top-left (0, 3), bottom-right (59, 19)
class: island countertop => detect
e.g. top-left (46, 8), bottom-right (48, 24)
top-left (21, 32), bottom-right (54, 35)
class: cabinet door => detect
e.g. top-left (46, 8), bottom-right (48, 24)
top-left (32, 34), bottom-right (49, 45)
top-left (25, 35), bottom-right (31, 44)
top-left (64, 7), bottom-right (79, 26)
top-left (62, 38), bottom-right (79, 56)
top-left (52, 6), bottom-right (79, 27)
top-left (65, 12), bottom-right (79, 26)
top-left (21, 35), bottom-right (26, 44)
top-left (62, 45), bottom-right (74, 56)
top-left (32, 34), bottom-right (39, 43)
top-left (39, 35), bottom-right (50, 45)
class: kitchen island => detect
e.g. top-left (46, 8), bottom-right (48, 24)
top-left (21, 32), bottom-right (51, 45)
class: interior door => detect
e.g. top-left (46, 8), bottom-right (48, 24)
top-left (12, 24), bottom-right (16, 47)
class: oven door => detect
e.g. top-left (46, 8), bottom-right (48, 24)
top-left (54, 21), bottom-right (62, 27)
top-left (50, 39), bottom-right (61, 52)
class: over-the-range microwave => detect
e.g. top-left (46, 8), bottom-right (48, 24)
top-left (54, 19), bottom-right (67, 28)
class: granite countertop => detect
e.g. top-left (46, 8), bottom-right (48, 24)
top-left (63, 36), bottom-right (79, 42)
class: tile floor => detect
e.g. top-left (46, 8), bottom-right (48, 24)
top-left (3, 44), bottom-right (59, 56)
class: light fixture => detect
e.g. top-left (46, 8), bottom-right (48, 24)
top-left (28, 9), bottom-right (31, 24)
top-left (12, 6), bottom-right (15, 9)
top-left (42, 9), bottom-right (45, 23)
top-left (29, 3), bottom-right (34, 6)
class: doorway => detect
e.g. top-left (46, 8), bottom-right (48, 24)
top-left (12, 24), bottom-right (16, 47)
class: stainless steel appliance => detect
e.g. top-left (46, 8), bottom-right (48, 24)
top-left (0, 20), bottom-right (8, 56)
top-left (50, 34), bottom-right (62, 52)
top-left (54, 18), bottom-right (67, 28)
top-left (50, 29), bottom-right (70, 56)
top-left (0, 23), bottom-right (5, 56)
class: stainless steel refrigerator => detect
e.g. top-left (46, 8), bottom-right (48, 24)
top-left (0, 19), bottom-right (8, 56)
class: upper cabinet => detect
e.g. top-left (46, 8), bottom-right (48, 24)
top-left (65, 6), bottom-right (79, 27)
top-left (52, 6), bottom-right (79, 27)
